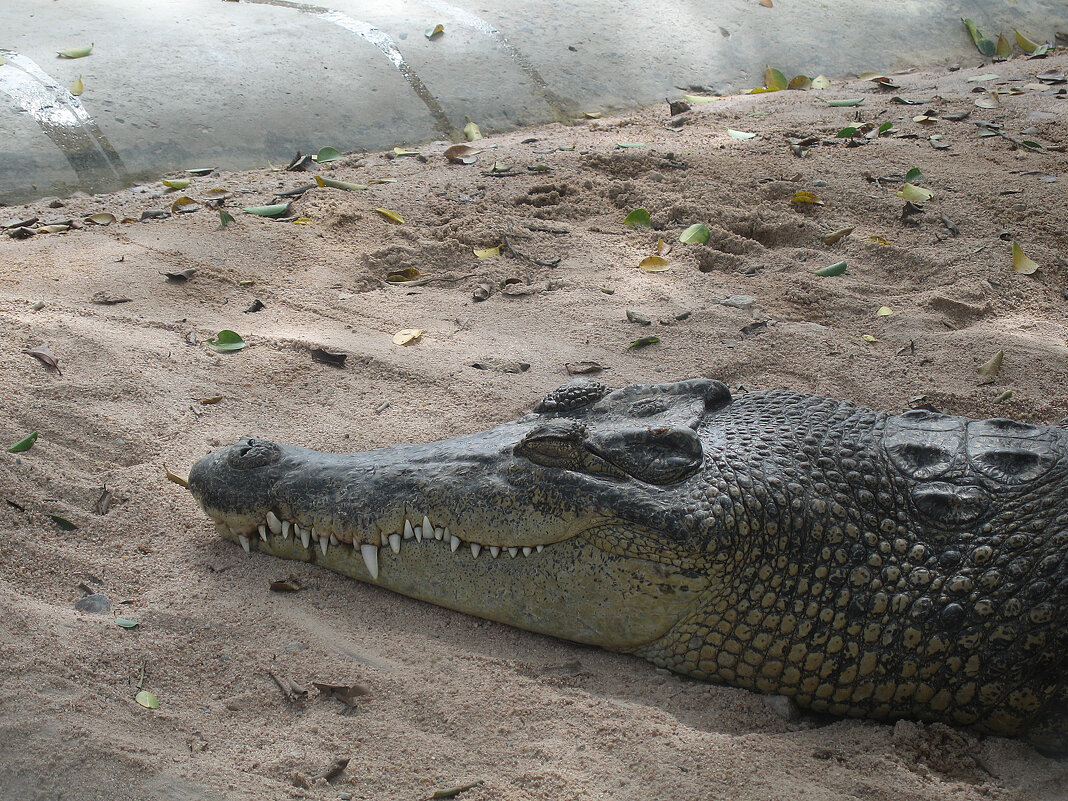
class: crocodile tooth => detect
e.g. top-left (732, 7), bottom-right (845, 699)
top-left (422, 516), bottom-right (435, 539)
top-left (436, 526), bottom-right (446, 541)
top-left (380, 532), bottom-right (389, 547)
top-left (403, 519), bottom-right (415, 540)
top-left (330, 534), bottom-right (339, 547)
top-left (258, 525), bottom-right (268, 542)
top-left (450, 535), bottom-right (461, 553)
top-left (536, 545), bottom-right (544, 553)
top-left (281, 520), bottom-right (291, 540)
top-left (470, 543), bottom-right (481, 558)
top-left (239, 534), bottom-right (250, 554)
top-left (508, 547), bottom-right (519, 558)
top-left (522, 547), bottom-right (532, 556)
top-left (389, 533), bottom-right (401, 554)
top-left (266, 511), bottom-right (282, 535)
top-left (299, 527), bottom-right (311, 549)
top-left (490, 546), bottom-right (500, 558)
top-left (319, 535), bottom-right (329, 555)
top-left (361, 544), bottom-right (379, 579)
top-left (414, 525), bottom-right (423, 542)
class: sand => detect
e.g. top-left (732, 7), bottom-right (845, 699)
top-left (1, 52), bottom-right (1066, 801)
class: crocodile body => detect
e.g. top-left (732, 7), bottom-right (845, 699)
top-left (188, 379), bottom-right (1068, 750)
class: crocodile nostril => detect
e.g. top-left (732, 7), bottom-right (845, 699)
top-left (227, 438), bottom-right (281, 470)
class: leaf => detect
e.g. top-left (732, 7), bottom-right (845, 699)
top-left (393, 147), bottom-right (420, 156)
top-left (975, 91), bottom-right (1001, 109)
top-left (623, 209), bottom-right (652, 228)
top-left (810, 75), bottom-right (831, 90)
top-left (86, 212), bottom-right (117, 225)
top-left (186, 167), bottom-right (215, 176)
top-left (171, 196), bottom-right (201, 214)
top-left (727, 129), bottom-right (757, 139)
top-left (315, 146), bottom-right (342, 163)
top-left (70, 75), bottom-right (84, 96)
top-left (393, 329), bottom-right (423, 345)
top-left (759, 0), bottom-right (773, 6)
top-left (8, 432), bottom-right (37, 453)
top-left (425, 23), bottom-right (445, 40)
top-left (368, 177), bottom-right (397, 184)
top-left (790, 191), bottom-right (823, 205)
top-left (966, 73), bottom-right (1000, 82)
top-left (638, 256), bottom-right (670, 272)
top-left (995, 34), bottom-right (1012, 58)
top-left (162, 178), bottom-right (191, 190)
top-left (431, 782), bottom-right (484, 799)
top-left (977, 350), bottom-right (1004, 382)
top-left (764, 66), bottom-right (788, 91)
top-left (869, 235), bottom-right (892, 246)
top-left (385, 267), bottom-right (422, 282)
top-left (1011, 240), bottom-right (1039, 274)
top-left (473, 245), bottom-right (501, 258)
top-left (242, 203), bottom-right (289, 217)
top-left (788, 75), bottom-right (812, 91)
top-left (876, 306), bottom-right (894, 316)
top-left (616, 142), bottom-right (646, 148)
top-left (207, 330), bottom-right (247, 352)
top-left (962, 18), bottom-right (995, 56)
top-left (57, 44), bottom-right (93, 59)
top-left (51, 515), bottom-right (77, 531)
top-left (314, 175), bottom-right (368, 191)
top-left (135, 690), bottom-right (159, 709)
top-left (114, 617), bottom-right (140, 628)
top-left (463, 121), bottom-right (483, 141)
top-left (373, 208), bottom-right (403, 224)
top-left (877, 121), bottom-right (893, 135)
top-left (1014, 29), bottom-right (1042, 54)
top-left (218, 210), bottom-right (235, 228)
top-left (836, 126), bottom-right (858, 138)
top-left (895, 183), bottom-right (932, 203)
top-left (164, 465), bottom-right (190, 489)
top-left (270, 577), bottom-right (304, 592)
top-left (904, 167), bottom-right (924, 184)
top-left (861, 334), bottom-right (878, 343)
top-left (682, 94), bottom-right (719, 104)
top-left (23, 345), bottom-right (61, 373)
top-left (203, 187), bottom-right (231, 199)
top-left (679, 223), bottom-right (710, 244)
top-left (826, 98), bottom-right (864, 107)
top-left (811, 260), bottom-right (847, 276)
top-left (444, 144), bottom-right (481, 164)
top-left (822, 227), bottom-right (854, 245)
top-left (628, 336), bottom-right (660, 350)
top-left (565, 361), bottom-right (604, 375)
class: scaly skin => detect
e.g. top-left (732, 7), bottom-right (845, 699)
top-left (188, 379), bottom-right (1068, 751)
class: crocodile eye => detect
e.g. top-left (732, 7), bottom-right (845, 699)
top-left (884, 412), bottom-right (965, 480)
top-left (967, 419), bottom-right (1057, 484)
top-left (227, 438), bottom-right (281, 470)
top-left (535, 379), bottom-right (609, 414)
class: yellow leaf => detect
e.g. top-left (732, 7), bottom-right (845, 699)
top-left (868, 235), bottom-right (892, 246)
top-left (977, 350), bottom-right (1004, 383)
top-left (70, 75), bottom-right (83, 96)
top-left (373, 208), bottom-right (404, 224)
top-left (292, 217), bottom-right (312, 225)
top-left (790, 191), bottom-right (824, 205)
top-left (787, 75), bottom-right (812, 91)
top-left (1011, 241), bottom-right (1039, 274)
top-left (386, 267), bottom-right (422, 282)
top-left (639, 256), bottom-right (670, 272)
top-left (764, 66), bottom-right (788, 91)
top-left (473, 245), bottom-right (501, 258)
top-left (464, 121), bottom-right (483, 141)
top-left (876, 306), bottom-right (893, 317)
top-left (392, 329), bottom-right (423, 346)
top-left (163, 464), bottom-right (189, 489)
top-left (895, 183), bottom-right (932, 203)
top-left (1014, 29), bottom-right (1042, 54)
top-left (822, 227), bottom-right (854, 245)
top-left (393, 147), bottom-right (420, 156)
top-left (862, 335), bottom-right (878, 343)
top-left (85, 212), bottom-right (117, 225)
top-left (810, 75), bottom-right (831, 90)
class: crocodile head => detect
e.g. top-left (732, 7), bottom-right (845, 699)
top-left (188, 379), bottom-right (730, 650)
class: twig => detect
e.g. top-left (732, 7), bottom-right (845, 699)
top-left (503, 227), bottom-right (561, 268)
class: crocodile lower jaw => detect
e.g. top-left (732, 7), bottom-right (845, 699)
top-left (216, 510), bottom-right (555, 579)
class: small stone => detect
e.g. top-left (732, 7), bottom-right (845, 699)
top-left (812, 179), bottom-right (829, 187)
top-left (32, 300), bottom-right (46, 311)
top-left (765, 694), bottom-right (801, 722)
top-left (47, 198), bottom-right (65, 208)
top-left (720, 295), bottom-right (757, 309)
top-left (626, 310), bottom-right (651, 325)
top-left (74, 593), bottom-right (111, 614)
top-left (338, 793), bottom-right (353, 800)
top-left (285, 640), bottom-right (306, 653)
top-left (141, 209), bottom-right (170, 220)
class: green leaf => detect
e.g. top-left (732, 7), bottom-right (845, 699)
top-left (624, 209), bottom-right (652, 228)
top-left (1014, 29), bottom-right (1042, 54)
top-left (836, 126), bottom-right (858, 138)
top-left (9, 432), bottom-right (38, 453)
top-left (135, 690), bottom-right (159, 709)
top-left (616, 142), bottom-right (646, 148)
top-left (242, 203), bottom-right (290, 217)
top-left (895, 183), bottom-right (932, 203)
top-left (727, 129), bottom-right (757, 139)
top-left (904, 167), bottom-right (924, 184)
top-left (114, 617), bottom-right (140, 629)
top-left (207, 330), bottom-right (247, 352)
top-left (162, 178), bottom-right (191, 190)
top-left (50, 515), bottom-right (77, 531)
top-left (679, 223), bottom-right (710, 244)
top-left (218, 210), bottom-right (235, 228)
top-left (186, 167), bottom-right (215, 176)
top-left (628, 336), bottom-right (660, 349)
top-left (425, 23), bottom-right (445, 40)
top-left (995, 34), bottom-right (1012, 58)
top-left (877, 121), bottom-right (893, 135)
top-left (464, 121), bottom-right (483, 141)
top-left (57, 44), bottom-right (93, 59)
top-left (826, 98), bottom-right (864, 107)
top-left (962, 18), bottom-right (996, 56)
top-left (314, 175), bottom-right (368, 191)
top-left (315, 146), bottom-right (341, 163)
top-left (764, 65), bottom-right (788, 91)
top-left (811, 260), bottom-right (847, 276)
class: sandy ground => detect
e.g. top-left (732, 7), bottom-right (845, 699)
top-left (1, 52), bottom-right (1067, 801)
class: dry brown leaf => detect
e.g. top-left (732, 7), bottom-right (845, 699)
top-left (23, 345), bottom-right (61, 374)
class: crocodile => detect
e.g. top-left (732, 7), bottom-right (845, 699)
top-left (187, 378), bottom-right (1068, 751)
